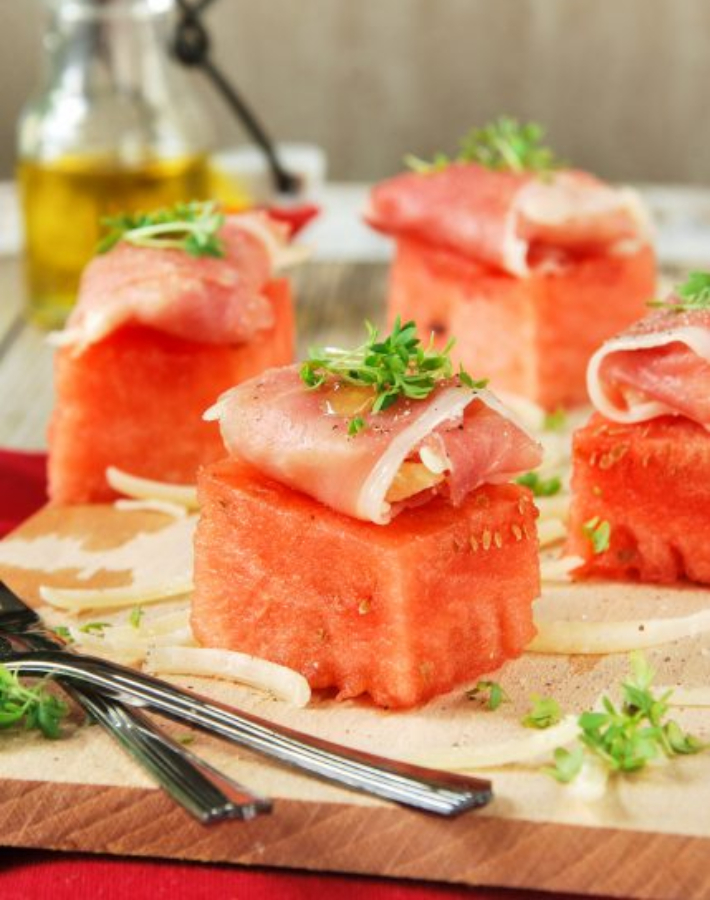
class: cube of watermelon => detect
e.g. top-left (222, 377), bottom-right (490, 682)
top-left (387, 238), bottom-right (656, 409)
top-left (567, 413), bottom-right (710, 584)
top-left (192, 459), bottom-right (540, 709)
top-left (48, 279), bottom-right (293, 504)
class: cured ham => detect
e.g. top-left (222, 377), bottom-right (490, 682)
top-left (205, 366), bottom-right (542, 525)
top-left (587, 305), bottom-right (710, 429)
top-left (366, 165), bottom-right (649, 278)
top-left (53, 212), bottom-right (304, 352)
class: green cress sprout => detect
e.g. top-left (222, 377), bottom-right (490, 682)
top-left (545, 653), bottom-right (705, 784)
top-left (405, 117), bottom-right (564, 176)
top-left (97, 201), bottom-right (226, 258)
top-left (466, 680), bottom-right (510, 711)
top-left (0, 664), bottom-right (68, 739)
top-left (582, 517), bottom-right (611, 555)
top-left (300, 318), bottom-right (487, 435)
top-left (515, 472), bottom-right (562, 498)
top-left (649, 271), bottom-right (710, 313)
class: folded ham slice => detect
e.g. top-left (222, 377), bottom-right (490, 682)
top-left (53, 212), bottom-right (304, 352)
top-left (205, 366), bottom-right (542, 524)
top-left (365, 164), bottom-right (649, 277)
top-left (587, 305), bottom-right (710, 429)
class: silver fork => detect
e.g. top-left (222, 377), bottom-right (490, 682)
top-left (2, 647), bottom-right (494, 816)
top-left (0, 581), bottom-right (271, 823)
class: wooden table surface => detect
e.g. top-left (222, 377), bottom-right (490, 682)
top-left (0, 257), bottom-right (388, 450)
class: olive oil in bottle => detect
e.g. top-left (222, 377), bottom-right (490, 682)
top-left (19, 154), bottom-right (209, 329)
top-left (18, 0), bottom-right (216, 328)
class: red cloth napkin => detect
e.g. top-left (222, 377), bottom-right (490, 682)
top-left (0, 448), bottom-right (606, 900)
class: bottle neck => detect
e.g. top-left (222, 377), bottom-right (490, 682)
top-left (44, 1), bottom-right (175, 102)
top-left (21, 0), bottom-right (214, 163)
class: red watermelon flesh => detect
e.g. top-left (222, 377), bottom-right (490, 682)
top-left (48, 279), bottom-right (293, 504)
top-left (192, 458), bottom-right (540, 709)
top-left (567, 413), bottom-right (710, 584)
top-left (386, 237), bottom-right (656, 410)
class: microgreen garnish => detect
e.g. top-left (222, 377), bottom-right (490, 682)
top-left (129, 606), bottom-right (144, 629)
top-left (405, 117), bottom-right (564, 176)
top-left (52, 626), bottom-right (74, 644)
top-left (96, 201), bottom-right (226, 258)
top-left (300, 319), bottom-right (487, 430)
top-left (543, 746), bottom-right (585, 784)
top-left (582, 517), bottom-right (611, 554)
top-left (648, 271), bottom-right (710, 313)
top-left (522, 694), bottom-right (563, 729)
top-left (466, 680), bottom-right (510, 711)
top-left (545, 654), bottom-right (705, 785)
top-left (543, 408), bottom-right (567, 432)
top-left (516, 472), bottom-right (562, 497)
top-left (0, 664), bottom-right (68, 739)
top-left (348, 416), bottom-right (366, 437)
top-left (79, 622), bottom-right (111, 636)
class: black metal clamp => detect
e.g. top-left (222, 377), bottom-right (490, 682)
top-left (173, 0), bottom-right (300, 195)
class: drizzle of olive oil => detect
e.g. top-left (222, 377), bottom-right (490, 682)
top-left (19, 154), bottom-right (210, 329)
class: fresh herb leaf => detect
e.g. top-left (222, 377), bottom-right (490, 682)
top-left (300, 318), bottom-right (487, 417)
top-left (52, 625), bottom-right (74, 644)
top-left (466, 680), bottom-right (510, 711)
top-left (648, 271), bottom-right (710, 313)
top-left (516, 471), bottom-right (562, 497)
top-left (543, 408), bottom-right (567, 431)
top-left (406, 117), bottom-right (564, 176)
top-left (545, 653), bottom-right (705, 785)
top-left (543, 745), bottom-right (585, 784)
top-left (97, 201), bottom-right (226, 258)
top-left (403, 152), bottom-right (451, 174)
top-left (522, 694), bottom-right (563, 729)
top-left (129, 606), bottom-right (144, 629)
top-left (582, 516), bottom-right (611, 554)
top-left (348, 416), bottom-right (366, 437)
top-left (0, 664), bottom-right (68, 739)
top-left (79, 622), bottom-right (111, 635)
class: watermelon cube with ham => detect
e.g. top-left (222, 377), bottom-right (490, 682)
top-left (49, 279), bottom-right (293, 504)
top-left (367, 160), bottom-right (656, 410)
top-left (567, 414), bottom-right (710, 584)
top-left (192, 459), bottom-right (540, 709)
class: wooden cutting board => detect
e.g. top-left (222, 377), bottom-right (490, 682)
top-left (0, 503), bottom-right (709, 900)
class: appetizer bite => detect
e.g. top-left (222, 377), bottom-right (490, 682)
top-left (567, 273), bottom-right (710, 583)
top-left (366, 118), bottom-right (655, 409)
top-left (48, 202), bottom-right (300, 504)
top-left (193, 321), bottom-right (543, 708)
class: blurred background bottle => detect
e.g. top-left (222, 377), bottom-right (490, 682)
top-left (17, 0), bottom-right (214, 329)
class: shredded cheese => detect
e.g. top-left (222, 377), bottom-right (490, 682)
top-left (114, 498), bottom-right (188, 518)
top-left (106, 467), bottom-right (198, 510)
top-left (39, 576), bottom-right (194, 613)
top-left (529, 608), bottom-right (710, 654)
top-left (406, 716), bottom-right (579, 770)
top-left (537, 518), bottom-right (567, 548)
top-left (540, 554), bottom-right (583, 583)
top-left (146, 646), bottom-right (311, 707)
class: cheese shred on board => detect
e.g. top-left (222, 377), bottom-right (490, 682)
top-left (106, 466), bottom-right (198, 509)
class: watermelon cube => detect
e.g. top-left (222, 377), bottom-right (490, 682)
top-left (48, 279), bottom-right (293, 504)
top-left (387, 238), bottom-right (656, 410)
top-left (192, 459), bottom-right (540, 709)
top-left (567, 413), bottom-right (710, 584)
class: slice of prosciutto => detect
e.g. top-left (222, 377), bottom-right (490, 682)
top-left (52, 212), bottom-right (306, 353)
top-left (205, 366), bottom-right (542, 525)
top-left (365, 164), bottom-right (650, 277)
top-left (587, 304), bottom-right (710, 429)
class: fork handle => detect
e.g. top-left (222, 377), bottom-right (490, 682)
top-left (72, 688), bottom-right (271, 822)
top-left (4, 651), bottom-right (493, 817)
top-left (18, 634), bottom-right (270, 824)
